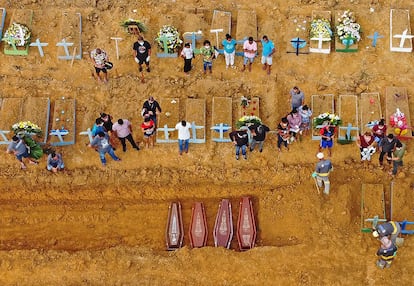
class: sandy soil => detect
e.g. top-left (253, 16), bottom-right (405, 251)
top-left (1, 0), bottom-right (414, 285)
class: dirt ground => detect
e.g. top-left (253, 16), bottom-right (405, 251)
top-left (1, 0), bottom-right (414, 285)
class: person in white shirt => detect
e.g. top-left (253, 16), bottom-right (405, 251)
top-left (180, 42), bottom-right (194, 75)
top-left (175, 120), bottom-right (192, 155)
top-left (90, 48), bottom-right (109, 83)
top-left (241, 36), bottom-right (257, 72)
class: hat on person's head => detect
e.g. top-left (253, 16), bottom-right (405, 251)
top-left (316, 152), bottom-right (324, 159)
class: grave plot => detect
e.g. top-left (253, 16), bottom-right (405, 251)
top-left (157, 98), bottom-right (180, 143)
top-left (78, 110), bottom-right (98, 144)
top-left (236, 10), bottom-right (257, 42)
top-left (57, 11), bottom-right (82, 60)
top-left (390, 9), bottom-right (413, 52)
top-left (0, 98), bottom-right (23, 144)
top-left (0, 8), bottom-right (6, 39)
top-left (334, 10), bottom-right (359, 53)
top-left (210, 10), bottom-right (231, 48)
top-left (385, 86), bottom-right (412, 138)
top-left (360, 184), bottom-right (386, 233)
top-left (21, 97), bottom-right (50, 145)
top-left (391, 181), bottom-right (414, 223)
top-left (182, 8), bottom-right (206, 54)
top-left (359, 93), bottom-right (382, 130)
top-left (309, 10), bottom-right (332, 54)
top-left (3, 9), bottom-right (33, 56)
top-left (338, 95), bottom-right (359, 141)
top-left (239, 97), bottom-right (259, 118)
top-left (185, 98), bottom-right (206, 143)
top-left (49, 98), bottom-right (76, 146)
top-left (286, 12), bottom-right (309, 56)
top-left (211, 97), bottom-right (232, 143)
top-left (311, 94), bottom-right (334, 140)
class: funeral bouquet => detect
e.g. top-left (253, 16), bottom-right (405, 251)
top-left (313, 113), bottom-right (342, 126)
top-left (120, 18), bottom-right (147, 33)
top-left (12, 121), bottom-right (42, 135)
top-left (240, 96), bottom-right (251, 108)
top-left (236, 115), bottom-right (262, 129)
top-left (390, 108), bottom-right (409, 136)
top-left (310, 18), bottom-right (332, 39)
top-left (155, 25), bottom-right (183, 53)
top-left (2, 22), bottom-right (31, 46)
top-left (336, 10), bottom-right (361, 42)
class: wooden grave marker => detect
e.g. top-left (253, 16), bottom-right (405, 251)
top-left (390, 9), bottom-right (413, 52)
top-left (49, 98), bottom-right (76, 146)
top-left (157, 98), bottom-right (180, 143)
top-left (0, 98), bottom-right (23, 144)
top-left (367, 32), bottom-right (384, 48)
top-left (360, 93), bottom-right (382, 130)
top-left (186, 98), bottom-right (206, 144)
top-left (4, 9), bottom-right (33, 56)
top-left (235, 9), bottom-right (258, 56)
top-left (309, 11), bottom-right (332, 54)
top-left (335, 10), bottom-right (359, 53)
top-left (361, 184), bottom-right (386, 233)
top-left (385, 86), bottom-right (412, 138)
top-left (0, 8), bottom-right (6, 40)
top-left (211, 97), bottom-right (232, 143)
top-left (311, 94), bottom-right (334, 140)
top-left (183, 31), bottom-right (203, 54)
top-left (57, 11), bottom-right (82, 60)
top-left (338, 95), bottom-right (359, 141)
top-left (239, 97), bottom-right (259, 118)
top-left (21, 97), bottom-right (51, 145)
top-left (29, 38), bottom-right (48, 57)
top-left (156, 33), bottom-right (178, 58)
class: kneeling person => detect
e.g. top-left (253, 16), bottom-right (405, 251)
top-left (47, 152), bottom-right (64, 173)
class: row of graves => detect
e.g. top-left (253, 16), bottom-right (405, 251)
top-left (165, 197), bottom-right (257, 251)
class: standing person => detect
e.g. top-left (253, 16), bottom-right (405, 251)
top-left (378, 134), bottom-right (399, 169)
top-left (90, 48), bottom-right (109, 83)
top-left (287, 108), bottom-right (302, 142)
top-left (133, 35), bottom-right (151, 73)
top-left (88, 132), bottom-right (121, 167)
top-left (289, 86), bottom-right (305, 110)
top-left (312, 152), bottom-right (333, 195)
top-left (100, 113), bottom-right (117, 149)
top-left (199, 40), bottom-right (215, 74)
top-left (180, 42), bottom-right (194, 75)
top-left (277, 117), bottom-right (290, 152)
top-left (389, 141), bottom-right (406, 176)
top-left (242, 36), bottom-right (257, 72)
top-left (376, 236), bottom-right (398, 269)
top-left (356, 131), bottom-right (376, 162)
top-left (248, 123), bottom-right (270, 152)
top-left (142, 96), bottom-right (162, 128)
top-left (222, 34), bottom-right (237, 69)
top-left (112, 119), bottom-right (140, 152)
top-left (229, 129), bottom-right (249, 160)
top-left (6, 135), bottom-right (38, 170)
top-left (261, 35), bottom-right (275, 75)
top-left (372, 221), bottom-right (402, 245)
top-left (175, 120), bottom-right (192, 155)
top-left (298, 105), bottom-right (312, 136)
top-left (372, 119), bottom-right (387, 143)
top-left (46, 152), bottom-right (65, 173)
top-left (141, 116), bottom-right (156, 148)
top-left (92, 118), bottom-right (106, 137)
top-left (319, 125), bottom-right (335, 157)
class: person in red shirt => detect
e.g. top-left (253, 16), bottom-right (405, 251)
top-left (372, 119), bottom-right (387, 143)
top-left (141, 116), bottom-right (156, 148)
top-left (356, 130), bottom-right (376, 162)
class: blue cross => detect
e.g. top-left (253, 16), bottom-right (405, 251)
top-left (367, 32), bottom-right (383, 47)
top-left (30, 38), bottom-right (48, 57)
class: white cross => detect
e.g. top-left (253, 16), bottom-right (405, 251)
top-left (110, 37), bottom-right (123, 60)
top-left (310, 33), bottom-right (331, 49)
top-left (29, 38), bottom-right (49, 57)
top-left (56, 39), bottom-right (74, 57)
top-left (393, 29), bottom-right (414, 48)
top-left (210, 29), bottom-right (223, 47)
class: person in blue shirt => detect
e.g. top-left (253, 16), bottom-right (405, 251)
top-left (261, 35), bottom-right (275, 75)
top-left (222, 34), bottom-right (237, 69)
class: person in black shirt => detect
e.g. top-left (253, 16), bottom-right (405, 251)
top-left (133, 35), bottom-right (152, 72)
top-left (248, 124), bottom-right (270, 152)
top-left (142, 96), bottom-right (162, 127)
top-left (378, 133), bottom-right (399, 168)
top-left (229, 129), bottom-right (249, 160)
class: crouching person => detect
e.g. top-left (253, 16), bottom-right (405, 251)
top-left (47, 152), bottom-right (65, 173)
top-left (376, 236), bottom-right (397, 269)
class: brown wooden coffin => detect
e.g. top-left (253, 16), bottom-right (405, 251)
top-left (189, 202), bottom-right (208, 248)
top-left (165, 202), bottom-right (184, 250)
top-left (237, 197), bottom-right (257, 251)
top-left (213, 199), bottom-right (233, 249)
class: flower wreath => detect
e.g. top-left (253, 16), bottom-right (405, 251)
top-left (390, 108), bottom-right (408, 136)
top-left (2, 22), bottom-right (31, 47)
top-left (336, 10), bottom-right (361, 44)
top-left (155, 25), bottom-right (183, 53)
top-left (313, 112), bottom-right (342, 127)
top-left (236, 115), bottom-right (262, 129)
top-left (310, 18), bottom-right (332, 39)
top-left (12, 121), bottom-right (42, 135)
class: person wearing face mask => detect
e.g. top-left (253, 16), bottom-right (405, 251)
top-left (133, 35), bottom-right (152, 73)
top-left (199, 40), bottom-right (215, 74)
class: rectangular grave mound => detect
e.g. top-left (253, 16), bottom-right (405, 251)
top-left (385, 86), bottom-right (412, 138)
top-left (236, 10), bottom-right (257, 42)
top-left (360, 93), bottom-right (382, 130)
top-left (21, 97), bottom-right (51, 144)
top-left (338, 95), bottom-right (359, 141)
top-left (309, 10), bottom-right (332, 54)
top-left (157, 98), bottom-right (180, 143)
top-left (361, 184), bottom-right (386, 232)
top-left (0, 98), bottom-right (24, 143)
top-left (57, 11), bottom-right (82, 60)
top-left (390, 9), bottom-right (413, 52)
top-left (239, 97), bottom-right (259, 118)
top-left (334, 10), bottom-right (359, 53)
top-left (211, 97), bottom-right (232, 142)
top-left (50, 98), bottom-right (76, 146)
top-left (186, 98), bottom-right (206, 143)
top-left (4, 9), bottom-right (33, 56)
top-left (311, 94), bottom-right (334, 140)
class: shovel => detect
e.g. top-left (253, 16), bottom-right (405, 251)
top-left (312, 176), bottom-right (320, 195)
